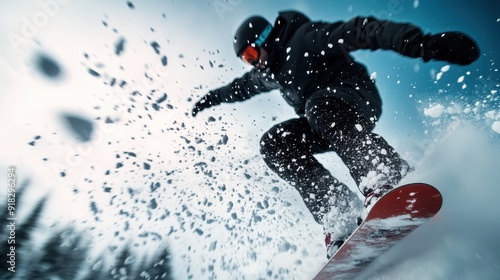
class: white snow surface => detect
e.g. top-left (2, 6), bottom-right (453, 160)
top-left (1, 1), bottom-right (499, 280)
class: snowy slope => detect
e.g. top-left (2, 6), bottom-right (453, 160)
top-left (1, 1), bottom-right (499, 279)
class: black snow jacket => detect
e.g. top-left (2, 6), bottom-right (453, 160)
top-left (206, 11), bottom-right (429, 118)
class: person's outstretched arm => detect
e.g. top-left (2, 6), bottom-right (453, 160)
top-left (307, 16), bottom-right (480, 65)
top-left (192, 68), bottom-right (280, 117)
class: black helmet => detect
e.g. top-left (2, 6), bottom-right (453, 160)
top-left (233, 16), bottom-right (273, 57)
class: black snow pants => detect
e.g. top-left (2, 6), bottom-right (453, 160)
top-left (260, 79), bottom-right (409, 224)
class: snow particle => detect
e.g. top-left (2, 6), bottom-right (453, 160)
top-left (36, 54), bottom-right (62, 79)
top-left (63, 114), bottom-right (94, 142)
top-left (424, 104), bottom-right (445, 118)
top-left (149, 198), bottom-right (157, 209)
top-left (150, 41), bottom-right (161, 55)
top-left (157, 93), bottom-right (168, 103)
top-left (436, 72), bottom-right (443, 81)
top-left (441, 65), bottom-right (450, 72)
top-left (115, 37), bottom-right (126, 56)
top-left (88, 68), bottom-right (101, 77)
top-left (492, 121), bottom-right (500, 134)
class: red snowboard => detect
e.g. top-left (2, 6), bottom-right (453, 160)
top-left (314, 183), bottom-right (443, 280)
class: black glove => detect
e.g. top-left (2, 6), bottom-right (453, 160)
top-left (421, 32), bottom-right (480, 65)
top-left (192, 91), bottom-right (221, 117)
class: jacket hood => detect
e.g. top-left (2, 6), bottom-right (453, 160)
top-left (265, 11), bottom-right (311, 69)
top-left (273, 11), bottom-right (311, 46)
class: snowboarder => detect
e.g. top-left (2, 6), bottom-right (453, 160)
top-left (191, 10), bottom-right (479, 257)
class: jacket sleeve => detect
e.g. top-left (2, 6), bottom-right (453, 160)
top-left (209, 68), bottom-right (281, 105)
top-left (306, 16), bottom-right (427, 59)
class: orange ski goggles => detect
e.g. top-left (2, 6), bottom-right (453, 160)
top-left (240, 45), bottom-right (260, 66)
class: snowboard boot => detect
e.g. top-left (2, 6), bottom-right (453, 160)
top-left (324, 217), bottom-right (363, 258)
top-left (325, 234), bottom-right (344, 259)
top-left (364, 161), bottom-right (414, 209)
